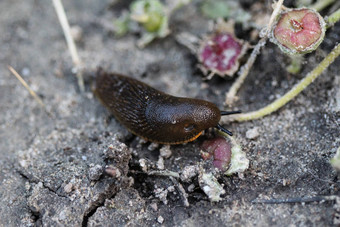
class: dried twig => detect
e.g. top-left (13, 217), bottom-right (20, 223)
top-left (170, 177), bottom-right (190, 207)
top-left (52, 0), bottom-right (84, 92)
top-left (225, 0), bottom-right (285, 106)
top-left (148, 170), bottom-right (180, 178)
top-left (8, 66), bottom-right (53, 117)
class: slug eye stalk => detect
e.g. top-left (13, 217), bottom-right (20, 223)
top-left (216, 124), bottom-right (233, 136)
top-left (216, 110), bottom-right (241, 136)
top-left (220, 110), bottom-right (241, 116)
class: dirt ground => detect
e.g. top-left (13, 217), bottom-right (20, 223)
top-left (1, 0), bottom-right (339, 226)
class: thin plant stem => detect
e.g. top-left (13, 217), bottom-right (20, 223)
top-left (221, 43), bottom-right (340, 123)
top-left (147, 170), bottom-right (180, 178)
top-left (225, 0), bottom-right (285, 106)
top-left (52, 0), bottom-right (85, 92)
top-left (225, 37), bottom-right (266, 105)
top-left (8, 66), bottom-right (53, 117)
top-left (311, 0), bottom-right (336, 12)
top-left (326, 8), bottom-right (340, 27)
top-left (265, 0), bottom-right (285, 37)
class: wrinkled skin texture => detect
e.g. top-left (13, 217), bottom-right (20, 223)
top-left (95, 69), bottom-right (221, 144)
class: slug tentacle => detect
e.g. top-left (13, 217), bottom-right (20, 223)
top-left (95, 68), bottom-right (236, 144)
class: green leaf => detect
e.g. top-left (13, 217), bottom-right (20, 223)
top-left (201, 1), bottom-right (230, 19)
top-left (113, 12), bottom-right (130, 37)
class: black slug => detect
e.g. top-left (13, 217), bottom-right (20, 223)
top-left (95, 68), bottom-right (240, 144)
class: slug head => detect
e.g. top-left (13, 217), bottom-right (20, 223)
top-left (146, 97), bottom-right (221, 144)
top-left (178, 99), bottom-right (221, 135)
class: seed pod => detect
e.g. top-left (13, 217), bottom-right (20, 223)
top-left (271, 8), bottom-right (326, 55)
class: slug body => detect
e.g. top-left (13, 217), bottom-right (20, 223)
top-left (95, 69), bottom-right (221, 144)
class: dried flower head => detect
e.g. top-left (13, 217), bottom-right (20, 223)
top-left (271, 8), bottom-right (326, 55)
top-left (198, 20), bottom-right (247, 78)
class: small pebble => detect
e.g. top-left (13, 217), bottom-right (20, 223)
top-left (64, 182), bottom-right (73, 193)
top-left (157, 216), bottom-right (164, 224)
top-left (245, 127), bottom-right (260, 140)
top-left (19, 160), bottom-right (27, 168)
top-left (187, 184), bottom-right (195, 192)
top-left (127, 177), bottom-right (135, 187)
top-left (160, 145), bottom-right (172, 159)
top-left (154, 188), bottom-right (168, 205)
top-left (167, 186), bottom-right (175, 192)
top-left (70, 25), bottom-right (83, 42)
top-left (88, 164), bottom-right (103, 181)
top-left (21, 67), bottom-right (30, 77)
top-left (25, 182), bottom-right (31, 191)
top-left (180, 165), bottom-right (199, 182)
top-left (104, 137), bottom-right (129, 159)
top-left (150, 203), bottom-right (158, 212)
top-left (105, 166), bottom-right (121, 178)
top-left (157, 157), bottom-right (165, 170)
top-left (200, 82), bottom-right (209, 89)
top-left (139, 159), bottom-right (148, 172)
top-left (148, 142), bottom-right (159, 151)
